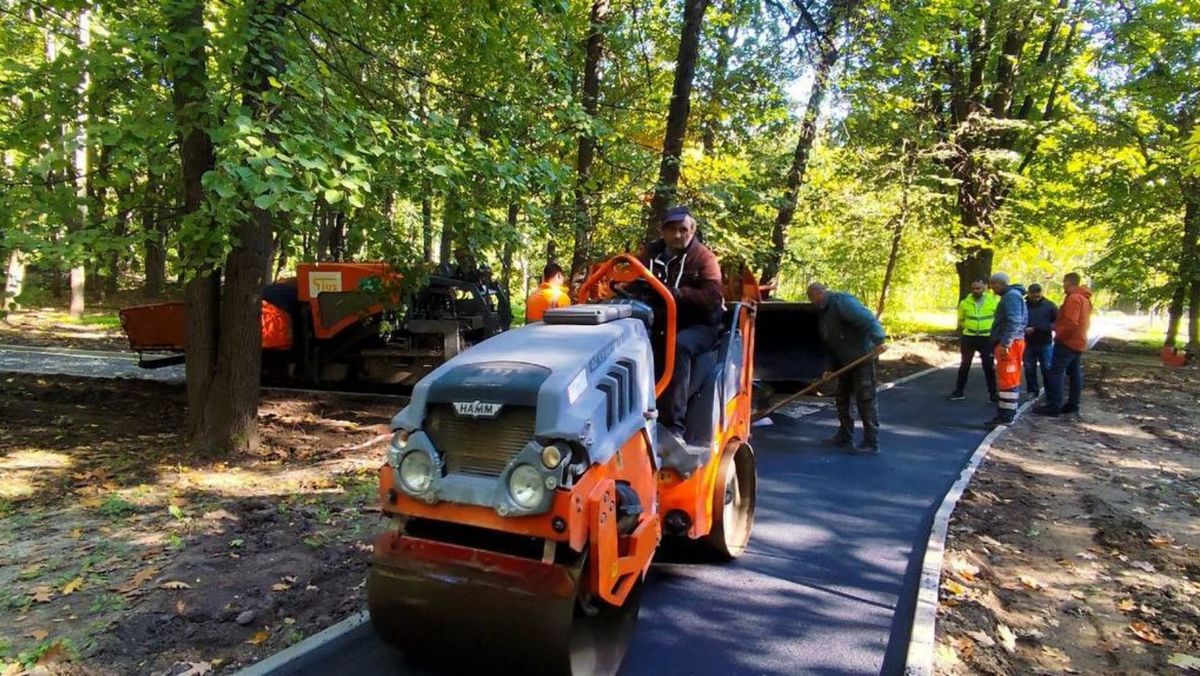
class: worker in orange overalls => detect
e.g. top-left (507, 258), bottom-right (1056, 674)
top-left (524, 262), bottom-right (571, 322)
top-left (987, 272), bottom-right (1027, 427)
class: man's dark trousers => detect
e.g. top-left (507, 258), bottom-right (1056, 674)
top-left (834, 359), bottom-right (879, 444)
top-left (1045, 343), bottom-right (1083, 412)
top-left (955, 335), bottom-right (997, 396)
top-left (659, 324), bottom-right (719, 434)
top-left (1024, 341), bottom-right (1053, 395)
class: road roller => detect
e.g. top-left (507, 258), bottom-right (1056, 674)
top-left (367, 254), bottom-right (760, 675)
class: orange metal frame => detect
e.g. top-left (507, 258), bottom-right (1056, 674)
top-left (374, 255), bottom-right (760, 608)
top-left (296, 262), bottom-right (399, 340)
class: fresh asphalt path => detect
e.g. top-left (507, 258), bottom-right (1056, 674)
top-left (247, 365), bottom-right (999, 676)
top-left (0, 344), bottom-right (184, 382)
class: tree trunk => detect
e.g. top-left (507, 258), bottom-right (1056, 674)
top-left (701, 22), bottom-right (735, 154)
top-left (105, 193), bottom-right (130, 297)
top-left (502, 203), bottom-right (518, 297)
top-left (166, 0), bottom-right (220, 448)
top-left (761, 30), bottom-right (839, 287)
top-left (646, 0), bottom-right (710, 239)
top-left (3, 249), bottom-right (28, 312)
top-left (1169, 193), bottom-right (1199, 349)
top-left (142, 186), bottom-right (166, 296)
top-left (877, 210), bottom-right (907, 318)
top-left (955, 245), bottom-right (995, 300)
top-left (419, 82), bottom-right (434, 262)
top-left (68, 9), bottom-right (92, 319)
top-left (570, 0), bottom-right (609, 283)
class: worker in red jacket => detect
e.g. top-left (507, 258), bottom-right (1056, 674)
top-left (1037, 272), bottom-right (1093, 417)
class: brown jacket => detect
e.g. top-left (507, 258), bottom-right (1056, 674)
top-left (639, 238), bottom-right (724, 328)
top-left (1054, 286), bottom-right (1093, 352)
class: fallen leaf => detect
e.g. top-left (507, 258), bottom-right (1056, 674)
top-left (247, 630), bottom-right (271, 645)
top-left (175, 661), bottom-right (213, 676)
top-left (1149, 534), bottom-right (1175, 548)
top-left (270, 583), bottom-right (290, 592)
top-left (953, 635), bottom-right (975, 659)
top-left (1168, 653), bottom-right (1200, 671)
top-left (1117, 598), bottom-right (1136, 612)
top-left (1129, 560), bottom-right (1156, 573)
top-left (283, 575), bottom-right (297, 584)
top-left (61, 577), bottom-right (84, 595)
top-left (283, 617), bottom-right (296, 625)
top-left (1018, 575), bottom-right (1044, 590)
top-left (159, 581), bottom-right (192, 590)
top-left (115, 566), bottom-right (160, 594)
top-left (35, 641), bottom-right (70, 665)
top-left (1129, 621), bottom-right (1164, 645)
top-left (69, 528), bottom-right (83, 539)
top-left (935, 642), bottom-right (960, 665)
top-left (1076, 551), bottom-right (1098, 560)
top-left (30, 586), bottom-right (53, 603)
top-left (943, 579), bottom-right (968, 597)
top-left (25, 629), bottom-right (49, 641)
top-left (997, 624), bottom-right (1017, 653)
top-left (966, 630), bottom-right (995, 647)
top-left (2, 662), bottom-right (22, 676)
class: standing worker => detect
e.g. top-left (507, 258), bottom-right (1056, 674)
top-left (987, 273), bottom-right (1027, 426)
top-left (524, 262), bottom-right (570, 322)
top-left (807, 283), bottom-right (888, 455)
top-left (1023, 283), bottom-right (1057, 399)
top-left (949, 279), bottom-right (999, 402)
top-left (1037, 273), bottom-right (1093, 417)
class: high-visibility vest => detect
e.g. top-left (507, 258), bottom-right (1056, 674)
top-left (957, 293), bottom-right (999, 336)
top-left (525, 282), bottom-right (569, 322)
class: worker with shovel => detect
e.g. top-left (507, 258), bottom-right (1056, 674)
top-left (807, 283), bottom-right (888, 455)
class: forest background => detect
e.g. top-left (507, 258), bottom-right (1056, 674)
top-left (0, 0), bottom-right (1197, 452)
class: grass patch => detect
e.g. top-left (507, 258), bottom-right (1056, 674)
top-left (883, 311), bottom-right (956, 337)
top-left (97, 493), bottom-right (137, 518)
top-left (76, 313), bottom-right (121, 328)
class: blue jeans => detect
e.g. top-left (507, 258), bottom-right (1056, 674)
top-left (1045, 343), bottom-right (1083, 412)
top-left (1023, 342), bottom-right (1053, 394)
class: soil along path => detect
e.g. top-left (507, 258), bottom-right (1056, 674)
top-left (0, 374), bottom-right (396, 675)
top-left (244, 366), bottom-right (1001, 676)
top-left (933, 352), bottom-right (1200, 674)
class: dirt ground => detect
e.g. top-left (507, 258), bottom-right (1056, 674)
top-left (934, 350), bottom-right (1200, 674)
top-left (0, 373), bottom-right (396, 675)
top-left (0, 308), bottom-right (133, 352)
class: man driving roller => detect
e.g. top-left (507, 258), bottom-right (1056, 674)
top-left (639, 206), bottom-right (724, 447)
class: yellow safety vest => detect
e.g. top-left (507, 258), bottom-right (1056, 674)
top-left (957, 293), bottom-right (999, 336)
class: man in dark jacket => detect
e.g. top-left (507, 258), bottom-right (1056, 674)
top-left (639, 206), bottom-right (724, 441)
top-left (1023, 283), bottom-right (1057, 398)
top-left (988, 273), bottom-right (1027, 426)
top-left (807, 283), bottom-right (887, 455)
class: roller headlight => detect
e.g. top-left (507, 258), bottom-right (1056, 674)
top-left (507, 464), bottom-right (545, 509)
top-left (541, 444), bottom-right (564, 469)
top-left (387, 430), bottom-right (410, 466)
top-left (398, 451), bottom-right (435, 493)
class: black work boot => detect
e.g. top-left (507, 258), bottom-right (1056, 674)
top-left (850, 437), bottom-right (880, 455)
top-left (824, 429), bottom-right (853, 447)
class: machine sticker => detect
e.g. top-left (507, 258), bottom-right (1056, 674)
top-left (308, 271), bottom-right (343, 296)
top-left (567, 370), bottom-right (588, 404)
top-left (453, 401), bottom-right (504, 418)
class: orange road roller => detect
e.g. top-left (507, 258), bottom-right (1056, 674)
top-left (367, 254), bottom-right (760, 674)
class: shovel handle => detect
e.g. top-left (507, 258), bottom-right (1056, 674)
top-left (753, 348), bottom-right (879, 422)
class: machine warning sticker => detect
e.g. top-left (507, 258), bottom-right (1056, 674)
top-left (453, 401), bottom-right (503, 418)
top-left (307, 271), bottom-right (343, 296)
top-left (567, 370), bottom-right (588, 405)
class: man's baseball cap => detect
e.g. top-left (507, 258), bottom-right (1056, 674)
top-left (662, 205), bottom-right (692, 224)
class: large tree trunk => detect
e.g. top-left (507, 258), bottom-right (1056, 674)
top-left (955, 245), bottom-right (994, 301)
top-left (761, 38), bottom-right (838, 286)
top-left (569, 0), bottom-right (609, 283)
top-left (419, 82), bottom-right (434, 262)
top-left (166, 0), bottom-right (220, 448)
top-left (105, 191), bottom-right (130, 297)
top-left (1168, 193), bottom-right (1200, 349)
top-left (646, 0), bottom-right (709, 239)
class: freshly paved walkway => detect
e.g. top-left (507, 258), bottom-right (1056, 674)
top-left (0, 344), bottom-right (184, 382)
top-left (245, 366), bottom-right (998, 676)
